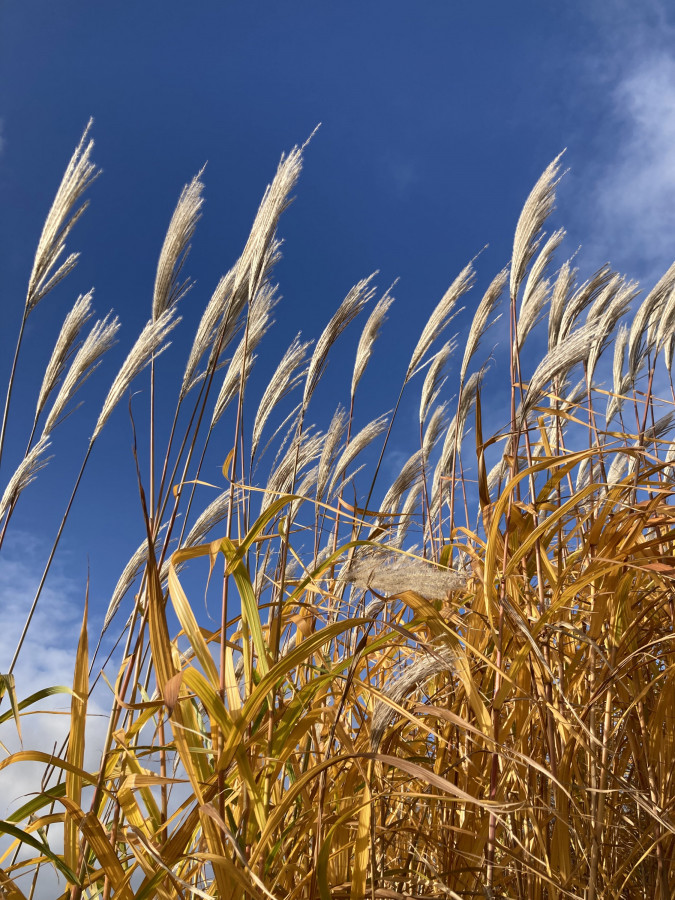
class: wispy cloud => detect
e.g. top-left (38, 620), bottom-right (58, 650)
top-left (570, 3), bottom-right (675, 279)
top-left (0, 533), bottom-right (109, 821)
top-left (593, 53), bottom-right (675, 274)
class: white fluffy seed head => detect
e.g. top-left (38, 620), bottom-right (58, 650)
top-left (210, 281), bottom-right (278, 427)
top-left (26, 121), bottom-right (99, 314)
top-left (510, 153), bottom-right (564, 303)
top-left (93, 307), bottom-right (180, 441)
top-left (407, 262), bottom-right (474, 381)
top-left (304, 276), bottom-right (374, 407)
top-left (44, 313), bottom-right (120, 434)
top-left (460, 268), bottom-right (506, 386)
top-left (351, 285), bottom-right (395, 399)
top-left (420, 341), bottom-right (454, 427)
top-left (152, 170), bottom-right (205, 320)
top-left (35, 291), bottom-right (94, 423)
top-left (0, 435), bottom-right (52, 524)
top-left (251, 334), bottom-right (310, 464)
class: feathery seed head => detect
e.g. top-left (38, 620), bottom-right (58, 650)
top-left (548, 260), bottom-right (577, 351)
top-left (518, 228), bottom-right (564, 347)
top-left (510, 153), bottom-right (564, 303)
top-left (26, 120), bottom-right (99, 314)
top-left (407, 262), bottom-right (474, 381)
top-left (44, 313), bottom-right (120, 434)
top-left (520, 319), bottom-right (603, 421)
top-left (35, 291), bottom-right (94, 423)
top-left (0, 435), bottom-right (52, 524)
top-left (93, 306), bottom-right (180, 441)
top-left (460, 268), bottom-right (506, 386)
top-left (303, 276), bottom-right (375, 407)
top-left (234, 145), bottom-right (304, 304)
top-left (344, 549), bottom-right (465, 600)
top-left (316, 406), bottom-right (347, 504)
top-left (251, 334), bottom-right (310, 463)
top-left (327, 413), bottom-right (389, 500)
top-left (152, 170), bottom-right (205, 320)
top-left (351, 285), bottom-right (395, 399)
top-left (371, 644), bottom-right (459, 748)
top-left (420, 340), bottom-right (455, 427)
top-left (210, 281), bottom-right (278, 426)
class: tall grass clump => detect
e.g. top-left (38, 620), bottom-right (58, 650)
top-left (2, 125), bottom-right (675, 900)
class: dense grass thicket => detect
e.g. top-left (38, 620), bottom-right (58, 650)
top-left (2, 124), bottom-right (675, 899)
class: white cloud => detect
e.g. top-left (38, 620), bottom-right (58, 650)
top-left (590, 52), bottom-right (675, 275)
top-left (0, 532), bottom-right (111, 891)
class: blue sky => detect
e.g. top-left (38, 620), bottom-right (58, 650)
top-left (1, 0), bottom-right (675, 725)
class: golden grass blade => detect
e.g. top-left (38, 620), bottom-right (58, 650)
top-left (0, 820), bottom-right (80, 887)
top-left (64, 589), bottom-right (88, 873)
top-left (0, 674), bottom-right (21, 742)
top-left (76, 809), bottom-right (135, 900)
top-left (167, 562), bottom-right (219, 687)
top-left (0, 867), bottom-right (28, 900)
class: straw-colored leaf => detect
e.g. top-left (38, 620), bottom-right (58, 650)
top-left (64, 591), bottom-right (88, 872)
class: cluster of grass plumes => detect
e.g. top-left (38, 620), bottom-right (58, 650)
top-left (3, 127), bottom-right (675, 900)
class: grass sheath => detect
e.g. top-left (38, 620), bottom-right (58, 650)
top-left (3, 126), bottom-right (675, 899)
